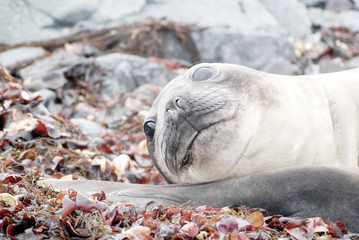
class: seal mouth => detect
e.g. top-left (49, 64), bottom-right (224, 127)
top-left (180, 120), bottom-right (225, 169)
top-left (181, 131), bottom-right (200, 168)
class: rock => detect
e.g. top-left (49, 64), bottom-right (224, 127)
top-left (112, 154), bottom-right (131, 181)
top-left (47, 99), bottom-right (64, 115)
top-left (345, 56), bottom-right (359, 69)
top-left (70, 118), bottom-right (106, 138)
top-left (308, 8), bottom-right (359, 32)
top-left (319, 57), bottom-right (350, 73)
top-left (94, 53), bottom-right (174, 100)
top-left (27, 0), bottom-right (146, 26)
top-left (294, 32), bottom-right (327, 60)
top-left (135, 0), bottom-right (278, 32)
top-left (325, 0), bottom-right (354, 12)
top-left (355, 0), bottom-right (359, 9)
top-left (20, 50), bottom-right (84, 91)
top-left (159, 31), bottom-right (194, 63)
top-left (191, 28), bottom-right (295, 69)
top-left (0, 0), bottom-right (61, 44)
top-left (94, 83), bottom-right (161, 129)
top-left (304, 62), bottom-right (321, 75)
top-left (36, 89), bottom-right (56, 107)
top-left (62, 89), bottom-right (77, 107)
top-left (1, 0), bottom-right (312, 46)
top-left (0, 47), bottom-right (47, 69)
top-left (299, 0), bottom-right (327, 8)
top-left (95, 105), bottom-right (130, 129)
top-left (0, 0), bottom-right (146, 44)
top-left (134, 0), bottom-right (311, 38)
top-left (261, 57), bottom-right (301, 75)
top-left (72, 102), bottom-right (96, 118)
top-left (99, 61), bottom-right (137, 98)
top-left (258, 0), bottom-right (312, 37)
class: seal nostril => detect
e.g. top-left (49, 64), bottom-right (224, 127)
top-left (143, 120), bottom-right (156, 141)
top-left (175, 98), bottom-right (180, 108)
top-left (175, 97), bottom-right (186, 110)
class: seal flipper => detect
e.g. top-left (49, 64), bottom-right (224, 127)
top-left (114, 167), bottom-right (359, 232)
top-left (42, 167), bottom-right (359, 232)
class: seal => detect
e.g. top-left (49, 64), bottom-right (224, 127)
top-left (41, 64), bottom-right (359, 232)
top-left (143, 63), bottom-right (359, 183)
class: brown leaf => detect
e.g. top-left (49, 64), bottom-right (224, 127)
top-left (244, 212), bottom-right (264, 229)
top-left (31, 121), bottom-right (49, 137)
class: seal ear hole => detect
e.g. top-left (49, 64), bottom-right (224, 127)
top-left (143, 120), bottom-right (156, 141)
top-left (191, 66), bottom-right (214, 82)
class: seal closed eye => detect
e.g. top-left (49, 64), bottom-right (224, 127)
top-left (191, 66), bottom-right (215, 81)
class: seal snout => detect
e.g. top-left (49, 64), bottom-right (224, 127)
top-left (174, 97), bottom-right (185, 110)
top-left (167, 97), bottom-right (185, 111)
top-left (165, 96), bottom-right (191, 120)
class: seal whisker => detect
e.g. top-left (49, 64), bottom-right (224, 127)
top-left (195, 84), bottom-right (217, 96)
top-left (199, 85), bottom-right (230, 95)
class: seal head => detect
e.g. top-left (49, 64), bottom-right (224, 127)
top-left (143, 63), bottom-right (270, 183)
top-left (144, 63), bottom-right (357, 184)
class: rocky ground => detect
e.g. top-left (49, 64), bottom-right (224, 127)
top-left (1, 0), bottom-right (359, 239)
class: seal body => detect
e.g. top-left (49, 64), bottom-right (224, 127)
top-left (144, 64), bottom-right (359, 183)
top-left (43, 65), bottom-right (359, 233)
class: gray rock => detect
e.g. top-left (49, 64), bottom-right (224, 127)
top-left (308, 8), bottom-right (359, 32)
top-left (133, 0), bottom-right (311, 38)
top-left (0, 0), bottom-right (61, 44)
top-left (1, 0), bottom-right (312, 45)
top-left (20, 50), bottom-right (84, 91)
top-left (134, 0), bottom-right (278, 32)
top-left (304, 62), bottom-right (321, 75)
top-left (319, 57), bottom-right (350, 73)
top-left (36, 89), bottom-right (62, 115)
top-left (36, 88), bottom-right (56, 107)
top-left (71, 118), bottom-right (106, 138)
top-left (160, 32), bottom-right (194, 62)
top-left (325, 0), bottom-right (354, 12)
top-left (62, 89), bottom-right (77, 107)
top-left (0, 47), bottom-right (46, 68)
top-left (0, 0), bottom-right (146, 44)
top-left (261, 57), bottom-right (301, 75)
top-left (355, 0), bottom-right (359, 9)
top-left (94, 53), bottom-right (174, 101)
top-left (47, 100), bottom-right (63, 115)
top-left (258, 0), bottom-right (312, 37)
top-left (27, 0), bottom-right (146, 25)
top-left (72, 103), bottom-right (96, 118)
top-left (24, 71), bottom-right (68, 92)
top-left (345, 56), bottom-right (359, 69)
top-left (95, 105), bottom-right (130, 129)
top-left (191, 28), bottom-right (295, 69)
top-left (299, 0), bottom-right (327, 8)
